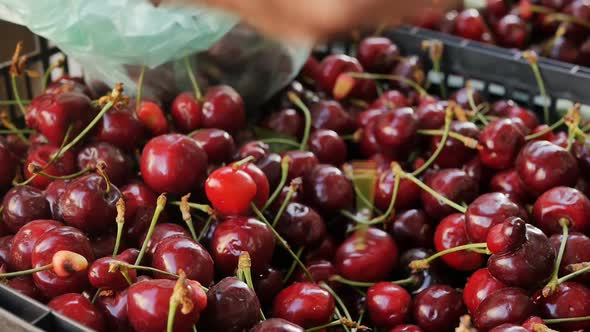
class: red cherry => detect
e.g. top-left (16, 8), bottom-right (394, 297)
top-left (137, 223), bottom-right (190, 260)
top-left (420, 168), bottom-right (479, 220)
top-left (465, 192), bottom-right (524, 243)
top-left (489, 169), bottom-right (530, 204)
top-left (45, 75), bottom-right (92, 97)
top-left (536, 282), bottom-right (590, 331)
top-left (94, 106), bottom-right (145, 151)
top-left (206, 166), bottom-right (257, 216)
top-left (253, 266), bottom-right (284, 305)
top-left (412, 285), bottom-right (465, 332)
top-left (190, 128), bottom-right (236, 164)
top-left (77, 142), bottom-right (132, 186)
top-left (250, 318), bottom-right (304, 332)
top-left (282, 150), bottom-right (319, 181)
top-left (88, 249), bottom-right (138, 291)
top-left (494, 14), bottom-right (529, 48)
top-left (127, 278), bottom-right (207, 332)
top-left (9, 219), bottom-right (62, 271)
top-left (416, 101), bottom-right (447, 130)
top-left (120, 182), bottom-right (158, 221)
top-left (371, 90), bottom-right (408, 111)
top-left (434, 213), bottom-right (485, 271)
top-left (210, 217), bottom-right (275, 276)
top-left (430, 120), bottom-right (480, 168)
top-left (2, 186), bottom-right (51, 233)
top-left (374, 107), bottom-right (418, 149)
top-left (533, 186), bottom-right (590, 235)
top-left (479, 118), bottom-right (526, 170)
top-left (367, 282), bottom-right (412, 328)
top-left (334, 227), bottom-right (398, 282)
top-left (375, 168), bottom-right (420, 211)
top-left (474, 287), bottom-right (535, 330)
top-left (310, 100), bottom-right (355, 135)
top-left (24, 144), bottom-right (76, 190)
top-left (262, 108), bottom-right (304, 139)
top-left (152, 237), bottom-right (214, 285)
top-left (272, 282), bottom-right (334, 328)
top-left (303, 164), bottom-right (353, 215)
top-left (201, 85), bottom-right (246, 134)
top-left (486, 217), bottom-right (527, 255)
top-left (237, 141), bottom-right (270, 162)
top-left (137, 100), bottom-right (169, 136)
top-left (389, 209), bottom-right (434, 249)
top-left (463, 268), bottom-right (507, 314)
top-left (140, 134), bottom-right (208, 195)
top-left (308, 129), bottom-right (347, 166)
top-left (48, 293), bottom-right (106, 332)
top-left (389, 325), bottom-right (423, 332)
top-left (5, 276), bottom-right (43, 301)
top-left (171, 92), bottom-right (202, 133)
top-left (232, 162), bottom-right (270, 211)
top-left (454, 9), bottom-right (489, 41)
top-left (357, 37), bottom-right (400, 73)
top-left (95, 289), bottom-right (131, 332)
top-left (451, 88), bottom-right (484, 110)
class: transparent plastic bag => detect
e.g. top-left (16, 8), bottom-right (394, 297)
top-left (0, 0), bottom-right (310, 107)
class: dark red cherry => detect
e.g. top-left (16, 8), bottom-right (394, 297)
top-left (0, 139), bottom-right (17, 191)
top-left (250, 318), bottom-right (304, 332)
top-left (547, 36), bottom-right (581, 65)
top-left (5, 276), bottom-right (42, 301)
top-left (25, 92), bottom-right (95, 146)
top-left (479, 118), bottom-right (526, 170)
top-left (140, 134), bottom-right (208, 195)
top-left (515, 140), bottom-right (579, 196)
top-left (308, 129), bottom-right (347, 166)
top-left (367, 282), bottom-right (412, 328)
top-left (421, 168), bottom-right (479, 220)
top-left (486, 0), bottom-right (510, 19)
top-left (136, 223), bottom-right (190, 261)
top-left (430, 120), bottom-right (480, 168)
top-left (549, 232), bottom-right (590, 283)
top-left (317, 54), bottom-right (363, 98)
top-left (416, 101), bottom-right (447, 130)
top-left (359, 119), bottom-right (392, 158)
top-left (334, 227), bottom-right (398, 282)
top-left (31, 226), bottom-right (94, 298)
top-left (275, 202), bottom-right (326, 247)
top-left (434, 213), bottom-right (485, 271)
top-left (95, 289), bottom-right (131, 332)
top-left (392, 56), bottom-right (426, 92)
top-left (136, 100), bottom-right (169, 136)
top-left (474, 288), bottom-right (535, 330)
top-left (127, 278), bottom-right (207, 332)
top-left (486, 217), bottom-right (527, 255)
top-left (58, 173), bottom-right (122, 233)
top-left (253, 266), bottom-right (283, 305)
top-left (2, 186), bottom-right (51, 233)
top-left (389, 324), bottom-right (424, 332)
top-left (309, 100), bottom-right (355, 135)
top-left (489, 324), bottom-right (529, 332)
top-left (272, 282), bottom-right (334, 328)
top-left (0, 235), bottom-right (12, 269)
top-left (45, 75), bottom-right (92, 97)
top-left (495, 14), bottom-right (529, 48)
top-left (390, 209), bottom-right (434, 249)
top-left (89, 232), bottom-right (121, 259)
top-left (502, 105), bottom-right (539, 131)
top-left (120, 182), bottom-right (158, 221)
top-left (262, 109), bottom-right (304, 139)
top-left (201, 85), bottom-right (246, 134)
top-left (303, 164), bottom-right (353, 214)
top-left (371, 90), bottom-right (408, 111)
top-left (44, 179), bottom-right (70, 220)
top-left (9, 219), bottom-right (61, 271)
top-left (48, 293), bottom-right (106, 332)
top-left (533, 186), bottom-right (590, 235)
top-left (488, 223), bottom-right (555, 288)
top-left (233, 162), bottom-right (270, 211)
top-left (374, 107), bottom-right (418, 149)
top-left (171, 92), bottom-right (202, 133)
top-left (356, 107), bottom-right (385, 128)
top-left (573, 137), bottom-right (590, 174)
top-left (88, 251), bottom-right (138, 291)
top-left (152, 236), bottom-right (214, 285)
top-left (77, 142), bottom-right (132, 186)
top-left (412, 285), bottom-right (465, 332)
top-left (256, 153), bottom-right (282, 191)
top-left (190, 128), bottom-right (235, 164)
top-left (238, 141), bottom-right (270, 162)
top-left (489, 169), bottom-right (529, 204)
top-left (357, 37), bottom-right (400, 73)
top-left (94, 106), bottom-right (145, 151)
top-left (305, 235), bottom-right (337, 262)
top-left (375, 168), bottom-right (420, 211)
top-left (293, 260), bottom-right (337, 286)
top-left (454, 9), bottom-right (489, 41)
top-left (465, 192), bottom-right (524, 243)
top-left (564, 0), bottom-right (590, 42)
top-left (211, 217), bottom-right (275, 276)
top-left (200, 277), bottom-right (261, 332)
top-left (24, 144), bottom-right (76, 190)
top-left (536, 282), bottom-right (590, 331)
top-left (463, 268), bottom-right (507, 314)
top-left (283, 150), bottom-right (319, 181)
top-left (450, 87), bottom-right (484, 109)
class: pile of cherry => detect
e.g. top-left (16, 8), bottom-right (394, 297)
top-left (1, 34), bottom-right (590, 332)
top-left (413, 0), bottom-right (590, 66)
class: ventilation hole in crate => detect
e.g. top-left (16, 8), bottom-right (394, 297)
top-left (511, 90), bottom-right (530, 103)
top-left (447, 75), bottom-right (464, 88)
top-left (467, 79), bottom-right (485, 91)
top-left (488, 83), bottom-right (506, 97)
top-left (427, 70), bottom-right (444, 84)
top-left (532, 95), bottom-right (551, 110)
top-left (580, 104), bottom-right (590, 120)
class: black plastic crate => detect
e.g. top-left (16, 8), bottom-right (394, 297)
top-left (0, 25), bottom-right (590, 332)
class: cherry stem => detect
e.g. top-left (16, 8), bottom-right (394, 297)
top-left (135, 194), bottom-right (167, 265)
top-left (0, 112), bottom-right (28, 143)
top-left (466, 83), bottom-right (489, 125)
top-left (320, 281), bottom-right (353, 332)
top-left (112, 198), bottom-right (125, 257)
top-left (29, 165), bottom-right (93, 181)
top-left (410, 242), bottom-right (489, 271)
top-left (259, 138), bottom-right (300, 148)
top-left (0, 129), bottom-right (33, 134)
top-left (271, 178), bottom-right (301, 227)
top-left (522, 51), bottom-right (550, 124)
top-left (96, 162), bottom-right (111, 194)
top-left (183, 57), bottom-right (202, 101)
top-left (330, 274), bottom-right (416, 288)
top-left (251, 203), bottom-right (314, 282)
top-left (412, 107), bottom-right (453, 176)
top-left (359, 162), bottom-right (401, 227)
top-left (120, 270), bottom-right (133, 286)
top-left (423, 40), bottom-right (446, 98)
top-left (179, 193), bottom-right (198, 241)
top-left (343, 161), bottom-right (379, 219)
top-left (41, 58), bottom-right (65, 91)
top-left (543, 23), bottom-right (567, 57)
top-left (10, 75), bottom-right (26, 117)
top-left (135, 65), bottom-right (146, 115)
top-left (90, 288), bottom-right (103, 304)
top-left (417, 129), bottom-right (481, 149)
top-left (114, 262), bottom-right (180, 280)
top-left (262, 156), bottom-right (290, 211)
top-left (232, 155), bottom-right (256, 170)
top-left (167, 271), bottom-right (189, 332)
top-left (0, 100), bottom-right (31, 106)
top-left (559, 261), bottom-right (590, 284)
top-left (526, 118), bottom-right (565, 140)
top-left (305, 318), bottom-right (367, 332)
top-left (197, 216), bottom-right (213, 242)
top-left (543, 218), bottom-right (570, 297)
top-left (402, 170), bottom-right (467, 214)
top-left (287, 92), bottom-right (312, 150)
top-left (544, 315), bottom-right (590, 324)
top-left (282, 246), bottom-right (304, 283)
top-left (169, 201), bottom-right (214, 216)
top-left (0, 263), bottom-right (52, 278)
top-left (166, 300), bottom-right (179, 332)
top-left (345, 72), bottom-right (428, 97)
top-left (236, 252), bottom-right (266, 320)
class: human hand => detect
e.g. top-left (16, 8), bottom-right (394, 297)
top-left (153, 0), bottom-right (460, 42)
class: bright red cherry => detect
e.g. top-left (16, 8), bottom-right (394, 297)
top-left (463, 268), bottom-right (507, 314)
top-left (495, 14), bottom-right (529, 48)
top-left (48, 293), bottom-right (106, 332)
top-left (120, 182), bottom-right (158, 221)
top-left (88, 249), bottom-right (138, 291)
top-left (211, 217), bottom-right (275, 276)
top-left (465, 192), bottom-right (524, 243)
top-left (454, 9), bottom-right (489, 41)
top-left (272, 282), bottom-right (334, 328)
top-left (416, 101), bottom-right (447, 130)
top-left (205, 165), bottom-right (257, 216)
top-left (201, 85), bottom-right (246, 134)
top-left (140, 134), bottom-right (208, 195)
top-left (374, 107), bottom-right (418, 149)
top-left (479, 118), bottom-right (526, 170)
top-left (9, 219), bottom-right (62, 271)
top-left (533, 186), bottom-right (590, 235)
top-left (334, 227), bottom-right (398, 282)
top-left (137, 100), bottom-right (169, 136)
top-left (435, 213), bottom-right (485, 271)
top-left (489, 169), bottom-right (530, 204)
top-left (549, 233), bottom-right (590, 283)
top-left (171, 92), bottom-right (202, 133)
top-left (233, 162), bottom-right (270, 211)
top-left (137, 223), bottom-right (190, 260)
top-left (357, 37), bottom-right (400, 73)
top-left (190, 128), bottom-right (235, 164)
top-left (486, 217), bottom-right (527, 255)
top-left (367, 282), bottom-right (412, 328)
top-left (24, 144), bottom-right (76, 190)
top-left (371, 90), bottom-right (408, 111)
top-left (152, 237), bottom-right (214, 285)
top-left (317, 54), bottom-right (368, 99)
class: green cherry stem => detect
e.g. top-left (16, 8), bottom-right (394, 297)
top-left (417, 129), bottom-right (481, 149)
top-left (271, 178), bottom-right (301, 227)
top-left (112, 198), bottom-right (125, 257)
top-left (282, 247), bottom-right (304, 283)
top-left (356, 162), bottom-right (401, 227)
top-left (287, 92), bottom-right (312, 150)
top-left (402, 170), bottom-right (467, 214)
top-left (236, 252), bottom-right (266, 320)
top-left (179, 194), bottom-right (198, 241)
top-left (523, 51), bottom-right (550, 124)
top-left (558, 261), bottom-right (590, 284)
top-left (41, 58), bottom-right (65, 91)
top-left (184, 57), bottom-right (202, 101)
top-left (259, 138), bottom-right (301, 148)
top-left (0, 263), bottom-right (52, 278)
top-left (135, 65), bottom-right (146, 114)
top-left (544, 315), bottom-right (590, 325)
top-left (197, 216), bottom-right (214, 242)
top-left (345, 72), bottom-right (428, 97)
top-left (169, 201), bottom-right (214, 216)
top-left (542, 218), bottom-right (570, 297)
top-left (412, 106), bottom-right (453, 176)
top-left (135, 194), bottom-right (167, 265)
top-left (251, 203), bottom-right (314, 282)
top-left (409, 242), bottom-right (489, 271)
top-left (0, 100), bottom-right (31, 106)
top-left (525, 117), bottom-right (565, 141)
top-left (423, 40), bottom-right (446, 98)
top-left (320, 282), bottom-right (353, 332)
top-left (263, 156), bottom-right (290, 211)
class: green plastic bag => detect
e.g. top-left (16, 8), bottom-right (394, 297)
top-left (0, 0), bottom-right (309, 106)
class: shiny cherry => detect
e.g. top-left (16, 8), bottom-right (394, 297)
top-left (88, 249), bottom-right (138, 291)
top-left (392, 56), bottom-right (426, 91)
top-left (412, 285), bottom-right (465, 332)
top-left (334, 227), bottom-right (398, 282)
top-left (486, 217), bottom-right (527, 255)
top-left (367, 282), bottom-right (412, 328)
top-left (205, 165), bottom-right (257, 216)
top-left (533, 186), bottom-right (590, 235)
top-left (171, 92), bottom-right (202, 133)
top-left (371, 90), bottom-right (409, 111)
top-left (474, 287), bottom-right (535, 330)
top-left (190, 128), bottom-right (235, 164)
top-left (24, 144), bottom-right (76, 190)
top-left (94, 106), bottom-right (145, 151)
top-left (416, 101), bottom-right (447, 130)
top-left (253, 266), bottom-right (284, 305)
top-left (549, 232), bottom-right (590, 283)
top-left (374, 107), bottom-right (418, 149)
top-left (282, 150), bottom-right (319, 181)
top-left (237, 141), bottom-right (270, 162)
top-left (95, 289), bottom-right (131, 332)
top-left (421, 168), bottom-right (479, 220)
top-left (495, 14), bottom-right (529, 48)
top-left (536, 281), bottom-right (590, 331)
top-left (430, 120), bottom-right (480, 168)
top-left (250, 318), bottom-right (304, 332)
top-left (389, 325), bottom-right (424, 332)
top-left (390, 209), bottom-right (434, 249)
top-left (45, 75), bottom-right (92, 97)
top-left (450, 87), bottom-right (484, 109)
top-left (137, 223), bottom-right (190, 260)
top-left (463, 268), bottom-right (507, 314)
top-left (435, 213), bottom-right (485, 271)
top-left (489, 169), bottom-right (530, 204)
top-left (308, 129), bottom-right (347, 166)
top-left (2, 186), bottom-right (51, 233)
top-left (233, 162), bottom-right (270, 211)
top-left (272, 282), bottom-right (334, 328)
top-left (454, 9), bottom-right (489, 41)
top-left (120, 182), bottom-right (158, 221)
top-left (309, 100), bottom-right (355, 135)
top-left (465, 192), bottom-right (524, 243)
top-left (152, 236), bottom-right (214, 285)
top-left (303, 164), bottom-right (353, 214)
top-left (479, 118), bottom-right (526, 170)
top-left (357, 37), bottom-right (400, 73)
top-left (5, 276), bottom-right (42, 301)
top-left (136, 100), bottom-right (169, 136)
top-left (375, 168), bottom-right (420, 211)
top-left (262, 108), bottom-right (304, 139)
top-left (9, 219), bottom-right (61, 271)
top-left (201, 85), bottom-right (246, 134)
top-left (48, 293), bottom-right (106, 332)
top-left (140, 134), bottom-right (208, 195)
top-left (275, 202), bottom-right (326, 247)
top-left (77, 142), bottom-right (132, 186)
